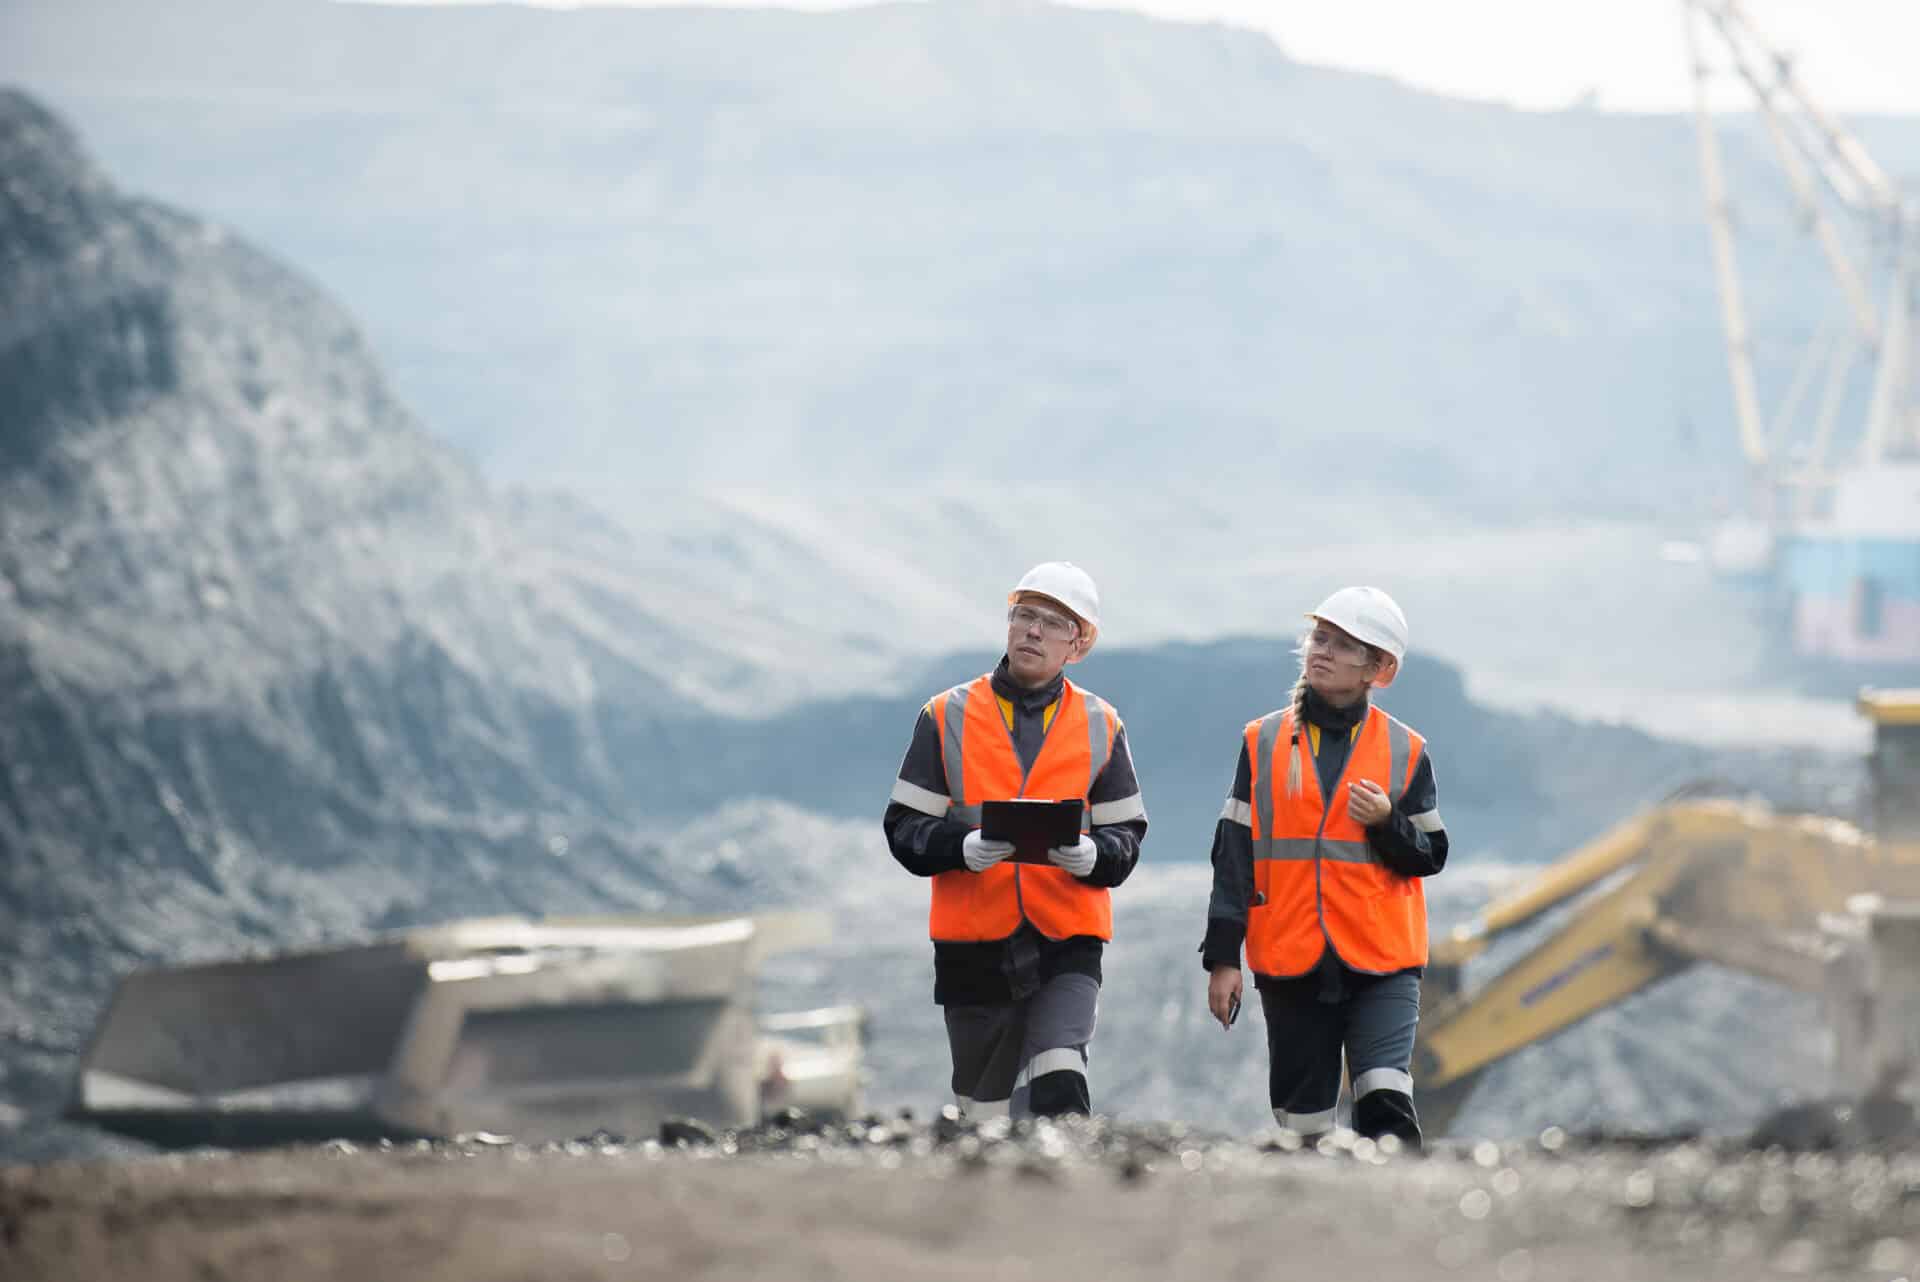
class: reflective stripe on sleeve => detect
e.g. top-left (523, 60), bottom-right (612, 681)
top-left (1408, 809), bottom-right (1445, 833)
top-left (1090, 794), bottom-right (1145, 826)
top-left (889, 778), bottom-right (951, 817)
top-left (1273, 1105), bottom-right (1338, 1134)
top-left (1218, 797), bottom-right (1253, 827)
top-left (1352, 1067), bottom-right (1414, 1099)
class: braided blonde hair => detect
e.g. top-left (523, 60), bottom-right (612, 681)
top-left (1283, 634), bottom-right (1312, 799)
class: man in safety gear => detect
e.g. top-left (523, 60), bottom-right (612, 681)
top-left (1198, 586), bottom-right (1446, 1148)
top-left (884, 562), bottom-right (1148, 1119)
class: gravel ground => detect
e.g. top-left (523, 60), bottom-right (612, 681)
top-left (6, 1114), bottom-right (1920, 1282)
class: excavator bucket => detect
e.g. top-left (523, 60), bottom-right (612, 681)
top-left (65, 912), bottom-right (862, 1147)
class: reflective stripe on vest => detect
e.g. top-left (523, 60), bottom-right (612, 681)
top-left (927, 674), bottom-right (1116, 943)
top-left (1244, 704), bottom-right (1427, 977)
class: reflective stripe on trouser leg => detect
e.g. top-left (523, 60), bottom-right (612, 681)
top-left (1352, 1067), bottom-right (1413, 1098)
top-left (1014, 1047), bottom-right (1087, 1089)
top-left (1009, 972), bottom-right (1098, 1119)
top-left (1272, 1105), bottom-right (1339, 1133)
top-left (1345, 972), bottom-right (1423, 1147)
top-left (1343, 972), bottom-right (1420, 1087)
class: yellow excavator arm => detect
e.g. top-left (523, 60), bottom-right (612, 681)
top-left (1414, 799), bottom-right (1920, 1135)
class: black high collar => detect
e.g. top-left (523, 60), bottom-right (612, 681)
top-left (1302, 684), bottom-right (1369, 732)
top-left (991, 656), bottom-right (1065, 713)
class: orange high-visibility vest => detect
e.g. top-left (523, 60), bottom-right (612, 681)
top-left (1244, 704), bottom-right (1427, 977)
top-left (927, 674), bottom-right (1118, 943)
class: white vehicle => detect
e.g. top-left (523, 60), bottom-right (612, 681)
top-left (67, 912), bottom-right (865, 1147)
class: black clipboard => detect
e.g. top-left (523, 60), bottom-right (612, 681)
top-left (980, 798), bottom-right (1084, 864)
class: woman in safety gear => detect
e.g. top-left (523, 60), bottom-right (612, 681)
top-left (1198, 586), bottom-right (1446, 1147)
top-left (883, 562), bottom-right (1148, 1119)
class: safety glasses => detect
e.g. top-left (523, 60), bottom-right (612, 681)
top-left (1008, 604), bottom-right (1080, 641)
top-left (1301, 626), bottom-right (1376, 666)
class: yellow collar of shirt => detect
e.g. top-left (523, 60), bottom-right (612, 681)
top-left (996, 693), bottom-right (1059, 732)
top-left (1305, 722), bottom-right (1361, 754)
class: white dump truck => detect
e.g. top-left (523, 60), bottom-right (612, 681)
top-left (66, 911), bottom-right (865, 1147)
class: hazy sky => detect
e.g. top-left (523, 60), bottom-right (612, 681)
top-left (350, 0), bottom-right (1920, 115)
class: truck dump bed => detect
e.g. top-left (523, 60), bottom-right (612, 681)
top-left (66, 912), bottom-right (861, 1147)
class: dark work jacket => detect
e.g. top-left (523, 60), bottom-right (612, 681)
top-left (1199, 685), bottom-right (1448, 998)
top-left (883, 657), bottom-right (1148, 1005)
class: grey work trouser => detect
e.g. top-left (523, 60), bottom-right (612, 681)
top-left (1259, 968), bottom-right (1423, 1146)
top-left (943, 972), bottom-right (1098, 1120)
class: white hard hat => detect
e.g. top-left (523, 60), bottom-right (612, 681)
top-left (1307, 586), bottom-right (1408, 667)
top-left (1008, 561), bottom-right (1101, 643)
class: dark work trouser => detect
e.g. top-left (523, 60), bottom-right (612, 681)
top-left (1258, 968), bottom-right (1423, 1147)
top-left (943, 972), bottom-right (1098, 1119)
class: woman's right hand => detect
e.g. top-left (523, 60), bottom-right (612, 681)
top-left (1206, 965), bottom-right (1243, 1030)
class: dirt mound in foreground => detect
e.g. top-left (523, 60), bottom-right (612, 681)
top-left (5, 1117), bottom-right (1917, 1282)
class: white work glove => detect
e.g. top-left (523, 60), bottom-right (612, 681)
top-left (962, 831), bottom-right (1016, 873)
top-left (1047, 835), bottom-right (1098, 878)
